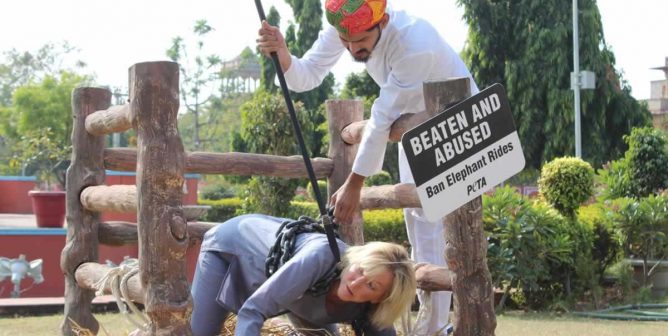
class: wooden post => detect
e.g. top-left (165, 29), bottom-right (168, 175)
top-left (60, 87), bottom-right (110, 335)
top-left (130, 61), bottom-right (191, 335)
top-left (423, 78), bottom-right (496, 335)
top-left (326, 100), bottom-right (364, 245)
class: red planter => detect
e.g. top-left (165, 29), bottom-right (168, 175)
top-left (28, 191), bottom-right (66, 228)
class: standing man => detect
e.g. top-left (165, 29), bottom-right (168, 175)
top-left (257, 1), bottom-right (478, 334)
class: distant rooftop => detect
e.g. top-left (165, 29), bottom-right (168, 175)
top-left (221, 54), bottom-right (261, 80)
top-left (651, 57), bottom-right (668, 79)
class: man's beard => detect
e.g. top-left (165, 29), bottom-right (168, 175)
top-left (351, 49), bottom-right (371, 63)
top-left (349, 25), bottom-right (382, 63)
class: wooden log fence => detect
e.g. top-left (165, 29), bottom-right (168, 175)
top-left (60, 87), bottom-right (110, 336)
top-left (131, 61), bottom-right (191, 335)
top-left (80, 185), bottom-right (137, 213)
top-left (103, 147), bottom-right (334, 178)
top-left (423, 79), bottom-right (496, 335)
top-left (97, 221), bottom-right (215, 247)
top-left (326, 100), bottom-right (364, 244)
top-left (60, 59), bottom-right (493, 336)
top-left (85, 103), bottom-right (132, 136)
top-left (75, 262), bottom-right (143, 304)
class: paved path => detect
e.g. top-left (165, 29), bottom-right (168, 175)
top-left (0, 295), bottom-right (118, 316)
top-left (0, 214), bottom-right (38, 228)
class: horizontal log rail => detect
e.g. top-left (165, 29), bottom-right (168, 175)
top-left (75, 262), bottom-right (144, 304)
top-left (341, 112), bottom-right (431, 145)
top-left (359, 183), bottom-right (420, 209)
top-left (415, 263), bottom-right (453, 291)
top-left (80, 185), bottom-right (136, 213)
top-left (81, 182), bottom-right (421, 216)
top-left (85, 104), bottom-right (132, 136)
top-left (98, 221), bottom-right (214, 247)
top-left (96, 221), bottom-right (450, 291)
top-left (74, 260), bottom-right (450, 303)
top-left (104, 148), bottom-right (334, 178)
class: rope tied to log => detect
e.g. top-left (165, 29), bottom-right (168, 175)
top-left (93, 258), bottom-right (149, 332)
top-left (400, 262), bottom-right (455, 335)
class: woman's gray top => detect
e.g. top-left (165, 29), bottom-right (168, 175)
top-left (199, 214), bottom-right (395, 335)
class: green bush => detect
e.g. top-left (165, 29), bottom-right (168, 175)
top-left (306, 180), bottom-right (328, 203)
top-left (364, 171), bottom-right (393, 187)
top-left (363, 209), bottom-right (407, 246)
top-left (578, 204), bottom-right (621, 284)
top-left (483, 186), bottom-right (576, 310)
top-left (597, 159), bottom-right (633, 201)
top-left (598, 127), bottom-right (668, 200)
top-left (241, 176), bottom-right (300, 218)
top-left (286, 202), bottom-right (407, 246)
top-left (236, 90), bottom-right (311, 218)
top-left (624, 127), bottom-right (668, 198)
top-left (199, 198), bottom-right (243, 222)
top-left (286, 201), bottom-right (320, 219)
top-left (612, 195), bottom-right (668, 262)
top-left (200, 182), bottom-right (237, 200)
top-left (199, 198), bottom-right (407, 249)
top-left (538, 156), bottom-right (595, 218)
top-left (10, 128), bottom-right (71, 189)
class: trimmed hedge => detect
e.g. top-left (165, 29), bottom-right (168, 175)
top-left (363, 209), bottom-right (408, 246)
top-left (286, 201), bottom-right (320, 219)
top-left (364, 171), bottom-right (393, 187)
top-left (306, 181), bottom-right (328, 203)
top-left (198, 198), bottom-right (407, 244)
top-left (199, 198), bottom-right (243, 222)
top-left (538, 156), bottom-right (594, 218)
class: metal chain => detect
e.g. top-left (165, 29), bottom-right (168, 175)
top-left (265, 215), bottom-right (340, 296)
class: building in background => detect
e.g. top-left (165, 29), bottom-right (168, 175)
top-left (647, 57), bottom-right (668, 131)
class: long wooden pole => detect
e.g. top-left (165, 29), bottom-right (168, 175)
top-left (326, 100), bottom-right (364, 245)
top-left (61, 87), bottom-right (110, 335)
top-left (130, 61), bottom-right (191, 335)
top-left (423, 78), bottom-right (496, 336)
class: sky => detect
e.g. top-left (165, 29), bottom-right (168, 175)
top-left (1, 0), bottom-right (666, 100)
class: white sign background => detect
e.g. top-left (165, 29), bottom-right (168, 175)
top-left (401, 84), bottom-right (525, 221)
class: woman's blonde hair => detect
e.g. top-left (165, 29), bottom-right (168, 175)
top-left (340, 241), bottom-right (416, 329)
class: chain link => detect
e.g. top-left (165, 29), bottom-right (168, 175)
top-left (265, 215), bottom-right (341, 296)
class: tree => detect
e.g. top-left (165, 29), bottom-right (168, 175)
top-left (0, 42), bottom-right (88, 107)
top-left (237, 89), bottom-right (314, 216)
top-left (258, 1), bottom-right (334, 157)
top-left (538, 156), bottom-right (595, 218)
top-left (0, 71), bottom-right (89, 150)
top-left (458, 0), bottom-right (651, 168)
top-left (10, 128), bottom-right (71, 189)
top-left (341, 71), bottom-right (380, 101)
top-left (166, 19), bottom-right (222, 151)
top-left (259, 7), bottom-right (281, 93)
top-left (0, 43), bottom-right (89, 175)
top-left (599, 127), bottom-right (668, 199)
top-left (624, 127), bottom-right (668, 198)
top-left (285, 0), bottom-right (335, 157)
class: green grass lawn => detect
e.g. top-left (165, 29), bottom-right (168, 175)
top-left (0, 311), bottom-right (667, 335)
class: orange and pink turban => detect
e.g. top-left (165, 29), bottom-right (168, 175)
top-left (326, 0), bottom-right (387, 35)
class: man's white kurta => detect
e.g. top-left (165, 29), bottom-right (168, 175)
top-left (282, 8), bottom-right (479, 334)
top-left (283, 9), bottom-right (479, 181)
